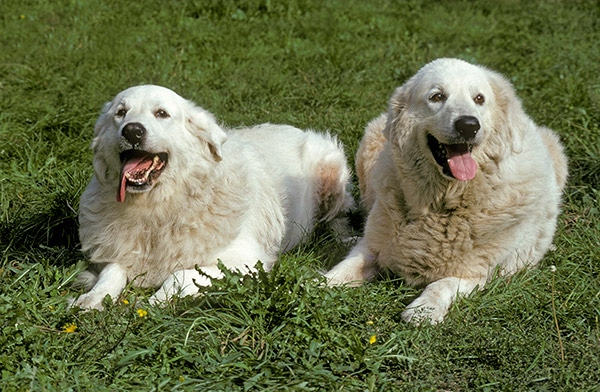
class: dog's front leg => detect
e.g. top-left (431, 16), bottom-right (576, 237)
top-left (71, 263), bottom-right (128, 310)
top-left (149, 268), bottom-right (218, 305)
top-left (324, 237), bottom-right (380, 286)
top-left (150, 240), bottom-right (274, 305)
top-left (401, 276), bottom-right (484, 324)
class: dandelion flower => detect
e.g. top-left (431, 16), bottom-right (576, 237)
top-left (63, 323), bottom-right (77, 333)
top-left (122, 299), bottom-right (130, 305)
top-left (136, 308), bottom-right (148, 318)
top-left (369, 335), bottom-right (377, 344)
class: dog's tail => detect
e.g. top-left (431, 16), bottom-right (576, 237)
top-left (303, 131), bottom-right (355, 222)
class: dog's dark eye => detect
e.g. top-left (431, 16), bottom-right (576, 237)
top-left (429, 92), bottom-right (446, 103)
top-left (474, 94), bottom-right (485, 105)
top-left (155, 109), bottom-right (170, 119)
top-left (115, 108), bottom-right (127, 117)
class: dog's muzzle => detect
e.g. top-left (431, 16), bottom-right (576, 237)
top-left (117, 122), bottom-right (169, 202)
top-left (427, 116), bottom-right (480, 181)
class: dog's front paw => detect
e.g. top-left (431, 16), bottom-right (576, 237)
top-left (149, 270), bottom-right (210, 306)
top-left (148, 282), bottom-right (183, 306)
top-left (323, 238), bottom-right (379, 287)
top-left (148, 290), bottom-right (168, 306)
top-left (401, 277), bottom-right (481, 325)
top-left (401, 295), bottom-right (448, 325)
top-left (323, 269), bottom-right (365, 287)
top-left (69, 292), bottom-right (108, 311)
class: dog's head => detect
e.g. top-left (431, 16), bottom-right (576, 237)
top-left (91, 85), bottom-right (227, 202)
top-left (384, 58), bottom-right (527, 181)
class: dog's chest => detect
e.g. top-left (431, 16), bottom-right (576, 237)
top-left (83, 203), bottom-right (242, 286)
top-left (378, 180), bottom-right (533, 284)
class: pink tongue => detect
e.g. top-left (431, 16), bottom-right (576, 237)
top-left (446, 144), bottom-right (477, 181)
top-left (118, 175), bottom-right (127, 203)
top-left (117, 155), bottom-right (154, 202)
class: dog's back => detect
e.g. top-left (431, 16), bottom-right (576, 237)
top-left (230, 124), bottom-right (353, 250)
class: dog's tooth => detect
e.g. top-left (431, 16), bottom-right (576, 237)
top-left (150, 155), bottom-right (161, 171)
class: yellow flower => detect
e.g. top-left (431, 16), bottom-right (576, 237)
top-left (122, 299), bottom-right (130, 305)
top-left (179, 376), bottom-right (185, 382)
top-left (366, 320), bottom-right (374, 325)
top-left (63, 323), bottom-right (77, 333)
top-left (136, 308), bottom-right (148, 318)
top-left (369, 335), bottom-right (377, 345)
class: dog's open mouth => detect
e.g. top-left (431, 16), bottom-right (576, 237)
top-left (117, 150), bottom-right (168, 202)
top-left (427, 134), bottom-right (477, 181)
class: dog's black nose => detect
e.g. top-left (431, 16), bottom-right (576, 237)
top-left (122, 122), bottom-right (146, 146)
top-left (454, 116), bottom-right (480, 140)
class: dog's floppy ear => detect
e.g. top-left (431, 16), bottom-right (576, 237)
top-left (488, 71), bottom-right (528, 154)
top-left (384, 83), bottom-right (411, 141)
top-left (93, 101), bottom-right (113, 137)
top-left (185, 103), bottom-right (228, 161)
top-left (89, 101), bottom-right (115, 185)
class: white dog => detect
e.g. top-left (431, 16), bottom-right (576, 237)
top-left (73, 85), bottom-right (353, 310)
top-left (325, 58), bottom-right (568, 324)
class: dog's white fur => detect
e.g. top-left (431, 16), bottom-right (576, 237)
top-left (73, 85), bottom-right (353, 310)
top-left (325, 58), bottom-right (568, 324)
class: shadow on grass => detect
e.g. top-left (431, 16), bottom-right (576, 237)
top-left (1, 189), bottom-right (80, 259)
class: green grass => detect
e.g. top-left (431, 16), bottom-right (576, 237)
top-left (1, 0), bottom-right (599, 390)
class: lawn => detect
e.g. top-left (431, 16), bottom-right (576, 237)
top-left (1, 0), bottom-right (599, 390)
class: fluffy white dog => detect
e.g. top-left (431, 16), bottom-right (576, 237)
top-left (325, 58), bottom-right (568, 324)
top-left (73, 85), bottom-right (353, 310)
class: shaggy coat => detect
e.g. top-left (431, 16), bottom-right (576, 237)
top-left (73, 85), bottom-right (353, 310)
top-left (325, 58), bottom-right (568, 324)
